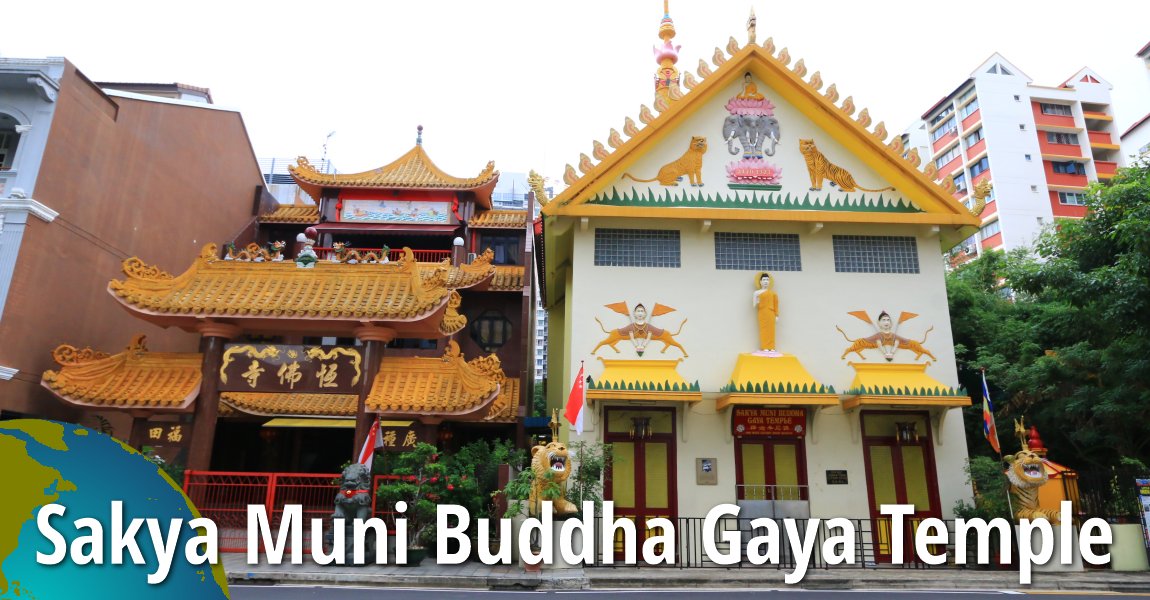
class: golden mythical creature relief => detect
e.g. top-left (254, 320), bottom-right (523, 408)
top-left (837, 310), bottom-right (935, 362)
top-left (622, 136), bottom-right (707, 187)
top-left (593, 302), bottom-right (687, 357)
top-left (799, 138), bottom-right (895, 193)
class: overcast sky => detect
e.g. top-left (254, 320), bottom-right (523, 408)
top-left (4, 1), bottom-right (1148, 184)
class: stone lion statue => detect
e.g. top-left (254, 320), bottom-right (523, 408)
top-left (324, 462), bottom-right (375, 564)
top-left (528, 440), bottom-right (578, 516)
top-left (1006, 449), bottom-right (1059, 523)
top-left (333, 462), bottom-right (373, 521)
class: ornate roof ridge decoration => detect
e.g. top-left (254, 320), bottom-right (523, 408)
top-left (415, 249), bottom-right (496, 290)
top-left (258, 204), bottom-right (320, 224)
top-left (490, 265), bottom-right (525, 292)
top-left (288, 149), bottom-right (499, 203)
top-left (365, 340), bottom-right (504, 415)
top-left (483, 376), bottom-right (521, 422)
top-left (108, 244), bottom-right (456, 323)
top-left (220, 392), bottom-right (356, 417)
top-left (470, 209), bottom-right (528, 229)
top-left (41, 335), bottom-right (202, 409)
top-left (528, 170), bottom-right (552, 207)
top-left (542, 25), bottom-right (979, 232)
top-left (438, 291), bottom-right (467, 336)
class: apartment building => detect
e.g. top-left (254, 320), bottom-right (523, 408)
top-left (1119, 41), bottom-right (1150, 160)
top-left (914, 53), bottom-right (1122, 259)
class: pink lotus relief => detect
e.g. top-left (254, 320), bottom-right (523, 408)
top-left (725, 97), bottom-right (776, 116)
top-left (726, 159), bottom-right (783, 184)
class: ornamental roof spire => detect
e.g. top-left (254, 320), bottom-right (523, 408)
top-left (653, 0), bottom-right (682, 105)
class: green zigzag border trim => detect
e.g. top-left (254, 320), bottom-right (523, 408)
top-left (587, 378), bottom-right (701, 393)
top-left (843, 385), bottom-right (969, 397)
top-left (587, 186), bottom-right (924, 213)
top-left (719, 381), bottom-right (836, 395)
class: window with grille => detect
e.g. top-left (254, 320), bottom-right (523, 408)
top-left (832, 236), bottom-right (920, 274)
top-left (594, 228), bottom-right (680, 268)
top-left (713, 232), bottom-right (802, 271)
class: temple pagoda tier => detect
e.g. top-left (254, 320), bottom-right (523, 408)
top-left (44, 132), bottom-right (536, 472)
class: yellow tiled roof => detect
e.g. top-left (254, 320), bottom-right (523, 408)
top-left (109, 244), bottom-right (456, 323)
top-left (841, 362), bottom-right (971, 410)
top-left (716, 353), bottom-right (838, 410)
top-left (289, 149), bottom-right (498, 203)
top-left (484, 377), bottom-right (521, 422)
top-left (258, 204), bottom-right (320, 224)
top-left (490, 266), bottom-right (525, 292)
top-left (366, 340), bottom-right (504, 415)
top-left (419, 250), bottom-right (496, 290)
top-left (221, 392), bottom-right (356, 417)
top-left (41, 335), bottom-right (202, 409)
top-left (470, 210), bottom-right (527, 229)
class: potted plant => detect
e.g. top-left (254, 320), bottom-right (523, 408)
top-left (375, 442), bottom-right (448, 565)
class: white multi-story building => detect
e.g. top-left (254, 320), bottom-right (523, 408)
top-left (1119, 42), bottom-right (1150, 161)
top-left (913, 53), bottom-right (1123, 259)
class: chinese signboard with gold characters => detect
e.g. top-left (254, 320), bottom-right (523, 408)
top-left (732, 407), bottom-right (806, 437)
top-left (218, 344), bottom-right (362, 393)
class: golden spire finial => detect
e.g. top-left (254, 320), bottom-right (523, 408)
top-left (747, 7), bottom-right (757, 45)
top-left (653, 0), bottom-right (682, 105)
top-left (550, 408), bottom-right (561, 439)
top-left (1014, 417), bottom-right (1029, 451)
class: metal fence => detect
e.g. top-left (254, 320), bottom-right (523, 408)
top-left (579, 515), bottom-right (1019, 570)
top-left (183, 471), bottom-right (399, 553)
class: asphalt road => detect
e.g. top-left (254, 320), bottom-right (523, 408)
top-left (229, 588), bottom-right (1150, 599)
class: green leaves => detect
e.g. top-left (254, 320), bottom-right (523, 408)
top-left (949, 160), bottom-right (1150, 469)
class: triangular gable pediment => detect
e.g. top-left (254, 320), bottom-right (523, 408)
top-left (543, 41), bottom-right (979, 230)
top-left (1063, 67), bottom-right (1112, 90)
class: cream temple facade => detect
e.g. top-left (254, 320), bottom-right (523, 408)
top-left (535, 8), bottom-right (981, 559)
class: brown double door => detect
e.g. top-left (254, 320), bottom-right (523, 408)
top-left (861, 411), bottom-right (942, 563)
top-left (604, 408), bottom-right (677, 560)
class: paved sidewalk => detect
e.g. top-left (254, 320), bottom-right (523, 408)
top-left (223, 555), bottom-right (1150, 593)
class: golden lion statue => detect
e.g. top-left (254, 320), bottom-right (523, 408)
top-left (1006, 449), bottom-right (1059, 523)
top-left (528, 440), bottom-right (577, 516)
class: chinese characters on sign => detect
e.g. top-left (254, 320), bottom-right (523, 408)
top-left (218, 344), bottom-right (363, 393)
top-left (732, 407), bottom-right (806, 437)
top-left (378, 425), bottom-right (422, 451)
top-left (146, 424), bottom-right (188, 446)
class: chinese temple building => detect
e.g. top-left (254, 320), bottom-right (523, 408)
top-left (41, 132), bottom-right (535, 472)
top-left (537, 9), bottom-right (980, 560)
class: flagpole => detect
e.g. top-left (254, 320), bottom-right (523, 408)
top-left (984, 367), bottom-right (1015, 520)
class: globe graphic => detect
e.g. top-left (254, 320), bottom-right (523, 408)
top-left (0, 420), bottom-right (228, 599)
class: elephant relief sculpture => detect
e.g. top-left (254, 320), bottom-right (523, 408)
top-left (722, 114), bottom-right (780, 159)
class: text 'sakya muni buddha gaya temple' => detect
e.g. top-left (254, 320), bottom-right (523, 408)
top-left (39, 129), bottom-right (535, 472)
top-left (536, 6), bottom-right (981, 560)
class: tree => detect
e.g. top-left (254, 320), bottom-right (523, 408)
top-left (948, 160), bottom-right (1150, 470)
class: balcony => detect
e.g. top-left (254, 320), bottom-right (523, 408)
top-left (930, 129), bottom-right (958, 154)
top-left (1038, 136), bottom-right (1081, 158)
top-left (311, 247), bottom-right (451, 263)
top-left (1044, 162), bottom-right (1088, 187)
top-left (936, 156), bottom-right (963, 180)
top-left (1087, 130), bottom-right (1119, 149)
top-left (961, 109), bottom-right (981, 132)
top-left (965, 138), bottom-right (986, 157)
top-left (1096, 161), bottom-right (1118, 179)
top-left (1082, 110), bottom-right (1112, 123)
top-left (1032, 102), bottom-right (1075, 128)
